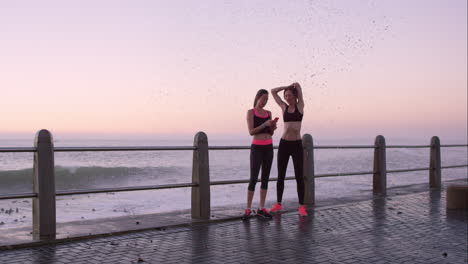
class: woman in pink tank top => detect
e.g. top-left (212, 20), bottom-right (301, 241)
top-left (242, 89), bottom-right (279, 220)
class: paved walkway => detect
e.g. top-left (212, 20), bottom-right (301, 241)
top-left (0, 189), bottom-right (467, 264)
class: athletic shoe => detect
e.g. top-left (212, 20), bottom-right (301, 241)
top-left (270, 203), bottom-right (283, 212)
top-left (256, 208), bottom-right (272, 219)
top-left (298, 205), bottom-right (308, 217)
top-left (242, 209), bottom-right (252, 220)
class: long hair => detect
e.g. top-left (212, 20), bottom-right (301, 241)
top-left (253, 89), bottom-right (269, 107)
top-left (284, 85), bottom-right (298, 104)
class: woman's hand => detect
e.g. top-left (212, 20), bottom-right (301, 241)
top-left (269, 119), bottom-right (278, 135)
top-left (269, 118), bottom-right (279, 129)
top-left (271, 122), bottom-right (277, 131)
top-left (264, 120), bottom-right (274, 127)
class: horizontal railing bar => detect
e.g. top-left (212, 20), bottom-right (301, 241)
top-left (440, 144), bottom-right (468, 148)
top-left (386, 145), bottom-right (431, 148)
top-left (210, 179), bottom-right (250, 185)
top-left (211, 145), bottom-right (433, 150)
top-left (0, 147), bottom-right (36, 153)
top-left (441, 165), bottom-right (468, 169)
top-left (56, 183), bottom-right (198, 196)
top-left (4, 179), bottom-right (299, 199)
top-left (54, 146), bottom-right (196, 152)
top-left (314, 146), bottom-right (375, 149)
top-left (0, 178), bottom-right (300, 199)
top-left (212, 146), bottom-right (376, 150)
top-left (210, 177), bottom-right (296, 186)
top-left (316, 171), bottom-right (375, 177)
top-left (209, 146), bottom-right (258, 150)
top-left (387, 167), bottom-right (429, 173)
top-left (0, 193), bottom-right (37, 200)
top-left (1, 144), bottom-right (466, 153)
top-left (3, 165), bottom-right (466, 199)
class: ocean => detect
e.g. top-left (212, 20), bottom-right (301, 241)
top-left (0, 137), bottom-right (466, 230)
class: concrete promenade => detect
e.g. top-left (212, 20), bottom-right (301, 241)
top-left (0, 180), bottom-right (467, 264)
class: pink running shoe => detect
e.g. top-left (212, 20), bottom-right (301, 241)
top-left (242, 209), bottom-right (252, 220)
top-left (256, 208), bottom-right (272, 219)
top-left (270, 203), bottom-right (283, 212)
top-left (298, 205), bottom-right (308, 217)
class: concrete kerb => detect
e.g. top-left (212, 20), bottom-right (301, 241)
top-left (1, 198), bottom-right (351, 251)
top-left (0, 213), bottom-right (235, 250)
top-left (0, 199), bottom-right (413, 251)
top-left (0, 205), bottom-right (339, 251)
top-left (0, 206), bottom-right (308, 251)
top-left (1, 178), bottom-right (465, 251)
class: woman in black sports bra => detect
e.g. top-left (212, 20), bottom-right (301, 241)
top-left (270, 82), bottom-right (308, 216)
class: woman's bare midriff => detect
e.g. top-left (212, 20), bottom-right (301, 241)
top-left (253, 133), bottom-right (272, 140)
top-left (281, 121), bottom-right (302, 140)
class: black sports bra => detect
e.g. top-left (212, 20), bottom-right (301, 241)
top-left (283, 105), bottom-right (303, 122)
top-left (253, 108), bottom-right (272, 134)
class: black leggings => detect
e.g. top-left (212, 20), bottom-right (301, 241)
top-left (248, 144), bottom-right (273, 191)
top-left (277, 139), bottom-right (304, 204)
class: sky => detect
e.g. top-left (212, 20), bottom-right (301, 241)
top-left (0, 0), bottom-right (466, 142)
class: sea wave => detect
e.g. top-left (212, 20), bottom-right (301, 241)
top-left (0, 165), bottom-right (189, 194)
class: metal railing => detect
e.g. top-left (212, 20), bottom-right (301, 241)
top-left (0, 129), bottom-right (467, 240)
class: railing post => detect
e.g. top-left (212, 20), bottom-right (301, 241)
top-left (33, 129), bottom-right (56, 239)
top-left (430, 136), bottom-right (441, 189)
top-left (373, 135), bottom-right (386, 195)
top-left (302, 134), bottom-right (315, 206)
top-left (191, 132), bottom-right (210, 219)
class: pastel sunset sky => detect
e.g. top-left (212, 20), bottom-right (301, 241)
top-left (0, 0), bottom-right (466, 142)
